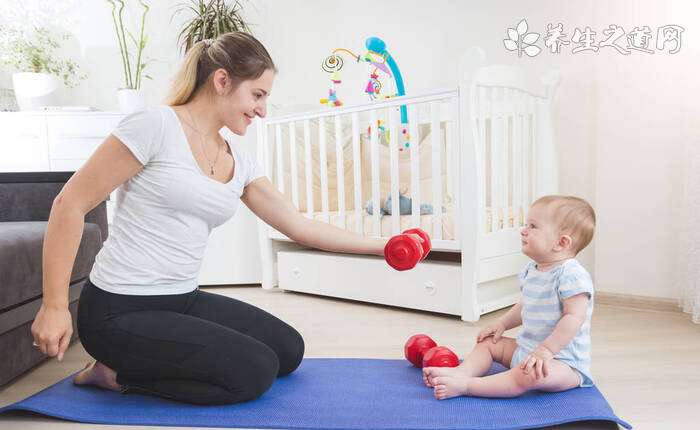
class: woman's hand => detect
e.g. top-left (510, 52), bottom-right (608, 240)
top-left (30, 304), bottom-right (73, 361)
top-left (476, 321), bottom-right (506, 343)
top-left (520, 344), bottom-right (554, 379)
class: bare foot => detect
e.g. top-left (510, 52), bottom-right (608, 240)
top-left (433, 375), bottom-right (471, 400)
top-left (73, 361), bottom-right (121, 392)
top-left (422, 366), bottom-right (468, 387)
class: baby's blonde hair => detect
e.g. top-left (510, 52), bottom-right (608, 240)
top-left (532, 195), bottom-right (596, 254)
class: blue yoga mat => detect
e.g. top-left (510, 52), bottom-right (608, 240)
top-left (1, 358), bottom-right (631, 430)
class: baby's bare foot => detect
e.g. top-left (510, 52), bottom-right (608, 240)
top-left (433, 375), bottom-right (471, 400)
top-left (422, 366), bottom-right (468, 387)
top-left (73, 361), bottom-right (121, 392)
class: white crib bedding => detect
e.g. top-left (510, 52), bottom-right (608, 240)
top-left (302, 205), bottom-right (524, 240)
top-left (308, 209), bottom-right (456, 240)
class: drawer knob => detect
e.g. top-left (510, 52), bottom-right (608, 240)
top-left (424, 281), bottom-right (436, 296)
top-left (291, 267), bottom-right (302, 279)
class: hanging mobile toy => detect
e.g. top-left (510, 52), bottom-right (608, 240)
top-left (320, 37), bottom-right (412, 150)
top-left (320, 55), bottom-right (344, 107)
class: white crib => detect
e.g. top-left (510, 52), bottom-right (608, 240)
top-left (254, 48), bottom-right (560, 322)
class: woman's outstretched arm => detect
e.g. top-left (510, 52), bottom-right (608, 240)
top-left (242, 177), bottom-right (388, 255)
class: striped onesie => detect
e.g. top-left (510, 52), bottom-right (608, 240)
top-left (510, 259), bottom-right (595, 387)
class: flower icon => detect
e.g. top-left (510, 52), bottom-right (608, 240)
top-left (504, 19), bottom-right (542, 57)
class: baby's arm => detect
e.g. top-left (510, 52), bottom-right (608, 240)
top-left (477, 300), bottom-right (522, 343)
top-left (540, 293), bottom-right (589, 354)
top-left (521, 294), bottom-right (589, 379)
top-left (501, 300), bottom-right (523, 330)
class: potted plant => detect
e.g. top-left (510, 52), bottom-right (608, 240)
top-left (0, 26), bottom-right (86, 110)
top-left (107, 0), bottom-right (153, 113)
top-left (173, 0), bottom-right (252, 52)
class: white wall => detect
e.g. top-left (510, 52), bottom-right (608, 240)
top-left (2, 0), bottom-right (696, 299)
top-left (592, 1), bottom-right (694, 300)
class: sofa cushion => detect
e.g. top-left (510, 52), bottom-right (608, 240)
top-left (0, 221), bottom-right (103, 313)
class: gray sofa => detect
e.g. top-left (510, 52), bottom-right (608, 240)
top-left (0, 172), bottom-right (107, 386)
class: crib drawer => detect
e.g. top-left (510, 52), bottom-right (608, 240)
top-left (277, 250), bottom-right (462, 315)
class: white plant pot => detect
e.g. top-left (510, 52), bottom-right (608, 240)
top-left (117, 89), bottom-right (146, 114)
top-left (12, 72), bottom-right (59, 111)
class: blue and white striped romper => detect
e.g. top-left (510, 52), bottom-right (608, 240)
top-left (510, 259), bottom-right (595, 387)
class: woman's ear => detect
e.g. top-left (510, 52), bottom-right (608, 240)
top-left (212, 69), bottom-right (230, 96)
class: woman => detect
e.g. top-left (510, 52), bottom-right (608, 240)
top-left (30, 32), bottom-right (388, 405)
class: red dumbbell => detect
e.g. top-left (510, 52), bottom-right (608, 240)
top-left (422, 346), bottom-right (459, 368)
top-left (404, 334), bottom-right (437, 368)
top-left (384, 228), bottom-right (432, 271)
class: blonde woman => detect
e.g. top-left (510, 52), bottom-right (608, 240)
top-left (30, 32), bottom-right (388, 405)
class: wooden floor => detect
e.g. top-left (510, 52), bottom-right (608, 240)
top-left (1, 285), bottom-right (698, 429)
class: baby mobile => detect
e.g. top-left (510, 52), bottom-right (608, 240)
top-left (320, 37), bottom-right (411, 150)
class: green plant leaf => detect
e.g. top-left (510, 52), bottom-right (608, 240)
top-left (173, 0), bottom-right (253, 53)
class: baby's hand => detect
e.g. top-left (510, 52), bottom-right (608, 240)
top-left (520, 345), bottom-right (554, 379)
top-left (476, 322), bottom-right (506, 343)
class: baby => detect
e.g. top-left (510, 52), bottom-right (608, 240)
top-left (424, 195), bottom-right (596, 399)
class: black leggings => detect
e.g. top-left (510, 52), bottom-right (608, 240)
top-left (76, 280), bottom-right (304, 405)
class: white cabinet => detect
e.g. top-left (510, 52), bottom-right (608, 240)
top-left (46, 113), bottom-right (123, 168)
top-left (0, 113), bottom-right (49, 172)
top-left (0, 111), bottom-right (261, 286)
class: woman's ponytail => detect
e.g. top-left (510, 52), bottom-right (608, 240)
top-left (165, 41), bottom-right (208, 105)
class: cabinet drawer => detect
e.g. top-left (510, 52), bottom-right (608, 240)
top-left (46, 115), bottom-right (122, 139)
top-left (49, 137), bottom-right (105, 160)
top-left (278, 250), bottom-right (462, 315)
top-left (0, 114), bottom-right (49, 172)
top-left (47, 114), bottom-right (122, 160)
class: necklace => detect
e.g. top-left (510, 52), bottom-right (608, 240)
top-left (185, 105), bottom-right (221, 175)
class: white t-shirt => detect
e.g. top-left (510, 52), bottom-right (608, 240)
top-left (89, 105), bottom-right (265, 295)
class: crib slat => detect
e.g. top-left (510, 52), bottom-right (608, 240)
top-left (531, 98), bottom-right (538, 199)
top-left (449, 95), bottom-right (459, 241)
top-left (526, 96), bottom-right (536, 206)
top-left (503, 90), bottom-right (512, 229)
top-left (491, 89), bottom-right (502, 233)
top-left (319, 117), bottom-right (329, 222)
top-left (370, 109), bottom-right (381, 236)
top-left (446, 101), bottom-right (455, 208)
top-left (256, 122), bottom-right (267, 181)
top-left (257, 122), bottom-right (271, 238)
top-left (430, 101), bottom-right (443, 240)
top-left (478, 87), bottom-right (488, 234)
top-left (499, 89), bottom-right (509, 231)
top-left (446, 115), bottom-right (453, 199)
top-left (275, 124), bottom-right (284, 193)
top-left (522, 96), bottom-right (532, 211)
top-left (304, 120), bottom-right (313, 217)
top-left (262, 124), bottom-right (271, 180)
top-left (289, 122), bottom-right (299, 209)
top-left (351, 113), bottom-right (362, 234)
top-left (335, 115), bottom-right (346, 229)
top-left (389, 107), bottom-right (400, 235)
top-left (513, 93), bottom-right (524, 227)
top-left (409, 104), bottom-right (420, 229)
